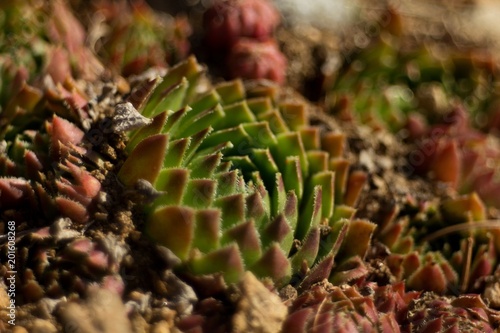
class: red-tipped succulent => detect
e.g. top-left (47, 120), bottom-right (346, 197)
top-left (411, 106), bottom-right (500, 208)
top-left (227, 39), bottom-right (287, 84)
top-left (203, 0), bottom-right (280, 50)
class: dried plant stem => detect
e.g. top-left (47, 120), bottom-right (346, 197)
top-left (460, 237), bottom-right (473, 293)
top-left (421, 220), bottom-right (500, 243)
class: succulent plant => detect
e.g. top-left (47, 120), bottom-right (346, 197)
top-left (328, 19), bottom-right (500, 135)
top-left (227, 39), bottom-right (288, 84)
top-left (283, 279), bottom-right (500, 332)
top-left (0, 218), bottom-right (126, 303)
top-left (115, 55), bottom-right (373, 288)
top-left (0, 0), bottom-right (103, 93)
top-left (410, 106), bottom-right (500, 208)
top-left (0, 73), bottom-right (109, 225)
top-left (203, 0), bottom-right (281, 50)
top-left (371, 190), bottom-right (500, 295)
top-left (88, 0), bottom-right (192, 76)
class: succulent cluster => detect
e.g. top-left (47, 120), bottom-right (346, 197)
top-left (0, 75), bottom-right (105, 225)
top-left (0, 0), bottom-right (103, 94)
top-left (328, 17), bottom-right (500, 135)
top-left (1, 218), bottom-right (126, 303)
top-left (116, 55), bottom-right (372, 288)
top-left (87, 0), bottom-right (192, 76)
top-left (203, 0), bottom-right (287, 83)
top-left (2, 1), bottom-right (500, 332)
top-left (373, 192), bottom-right (498, 295)
top-left (326, 9), bottom-right (500, 207)
top-left (410, 106), bottom-right (500, 208)
top-left (284, 281), bottom-right (500, 332)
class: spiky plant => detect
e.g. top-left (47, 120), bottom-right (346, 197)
top-left (203, 0), bottom-right (281, 50)
top-left (115, 55), bottom-right (373, 288)
top-left (328, 8), bottom-right (500, 135)
top-left (87, 0), bottom-right (192, 76)
top-left (0, 0), bottom-right (103, 93)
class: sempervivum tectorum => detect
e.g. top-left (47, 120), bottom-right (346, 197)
top-left (0, 0), bottom-right (103, 90)
top-left (115, 56), bottom-right (373, 289)
top-left (283, 280), bottom-right (500, 332)
top-left (227, 39), bottom-right (288, 84)
top-left (203, 0), bottom-right (281, 50)
top-left (0, 75), bottom-right (105, 225)
top-left (373, 191), bottom-right (500, 295)
top-left (88, 0), bottom-right (192, 76)
top-left (409, 106), bottom-right (500, 209)
top-left (327, 6), bottom-right (500, 135)
top-left (0, 218), bottom-right (127, 303)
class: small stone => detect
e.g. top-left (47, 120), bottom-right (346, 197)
top-left (151, 321), bottom-right (171, 333)
top-left (359, 149), bottom-right (375, 172)
top-left (484, 280), bottom-right (500, 308)
top-left (0, 285), bottom-right (9, 308)
top-left (111, 102), bottom-right (152, 132)
top-left (232, 272), bottom-right (288, 333)
top-left (129, 311), bottom-right (148, 333)
top-left (57, 287), bottom-right (132, 333)
top-left (163, 270), bottom-right (197, 316)
top-left (30, 319), bottom-right (57, 333)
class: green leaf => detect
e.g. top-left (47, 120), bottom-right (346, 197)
top-left (271, 173), bottom-right (287, 217)
top-left (146, 206), bottom-right (195, 260)
top-left (283, 156), bottom-right (303, 200)
top-left (153, 168), bottom-right (190, 206)
top-left (184, 179), bottom-right (217, 209)
top-left (190, 152), bottom-right (222, 179)
top-left (215, 194), bottom-right (246, 230)
top-left (279, 103), bottom-right (308, 130)
top-left (176, 104), bottom-right (225, 138)
top-left (336, 219), bottom-right (376, 261)
top-left (189, 244), bottom-right (244, 284)
top-left (199, 125), bottom-right (249, 152)
top-left (272, 132), bottom-right (309, 178)
top-left (309, 171), bottom-right (335, 219)
top-left (143, 77), bottom-right (189, 118)
top-left (246, 191), bottom-right (269, 228)
top-left (250, 243), bottom-right (291, 287)
top-left (214, 101), bottom-right (256, 130)
top-left (257, 110), bottom-right (289, 134)
top-left (222, 220), bottom-right (262, 266)
top-left (193, 209), bottom-right (221, 252)
top-left (246, 97), bottom-right (273, 116)
top-left (214, 79), bottom-right (245, 105)
top-left (296, 185), bottom-right (322, 240)
top-left (291, 226), bottom-right (320, 273)
top-left (299, 128), bottom-right (320, 150)
top-left (190, 90), bottom-right (221, 115)
top-left (261, 214), bottom-right (293, 252)
top-left (307, 151), bottom-right (328, 175)
top-left (163, 138), bottom-right (190, 167)
top-left (118, 134), bottom-right (168, 187)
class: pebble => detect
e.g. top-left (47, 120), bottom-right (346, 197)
top-left (151, 321), bottom-right (171, 333)
top-left (30, 319), bottom-right (57, 333)
top-left (232, 272), bottom-right (288, 333)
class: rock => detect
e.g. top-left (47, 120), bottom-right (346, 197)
top-left (151, 321), bottom-right (171, 333)
top-left (30, 319), bottom-right (57, 333)
top-left (57, 287), bottom-right (132, 333)
top-left (484, 279), bottom-right (500, 308)
top-left (232, 272), bottom-right (288, 333)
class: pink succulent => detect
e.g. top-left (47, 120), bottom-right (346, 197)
top-left (203, 0), bottom-right (280, 50)
top-left (227, 39), bottom-right (287, 84)
top-left (411, 106), bottom-right (500, 207)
